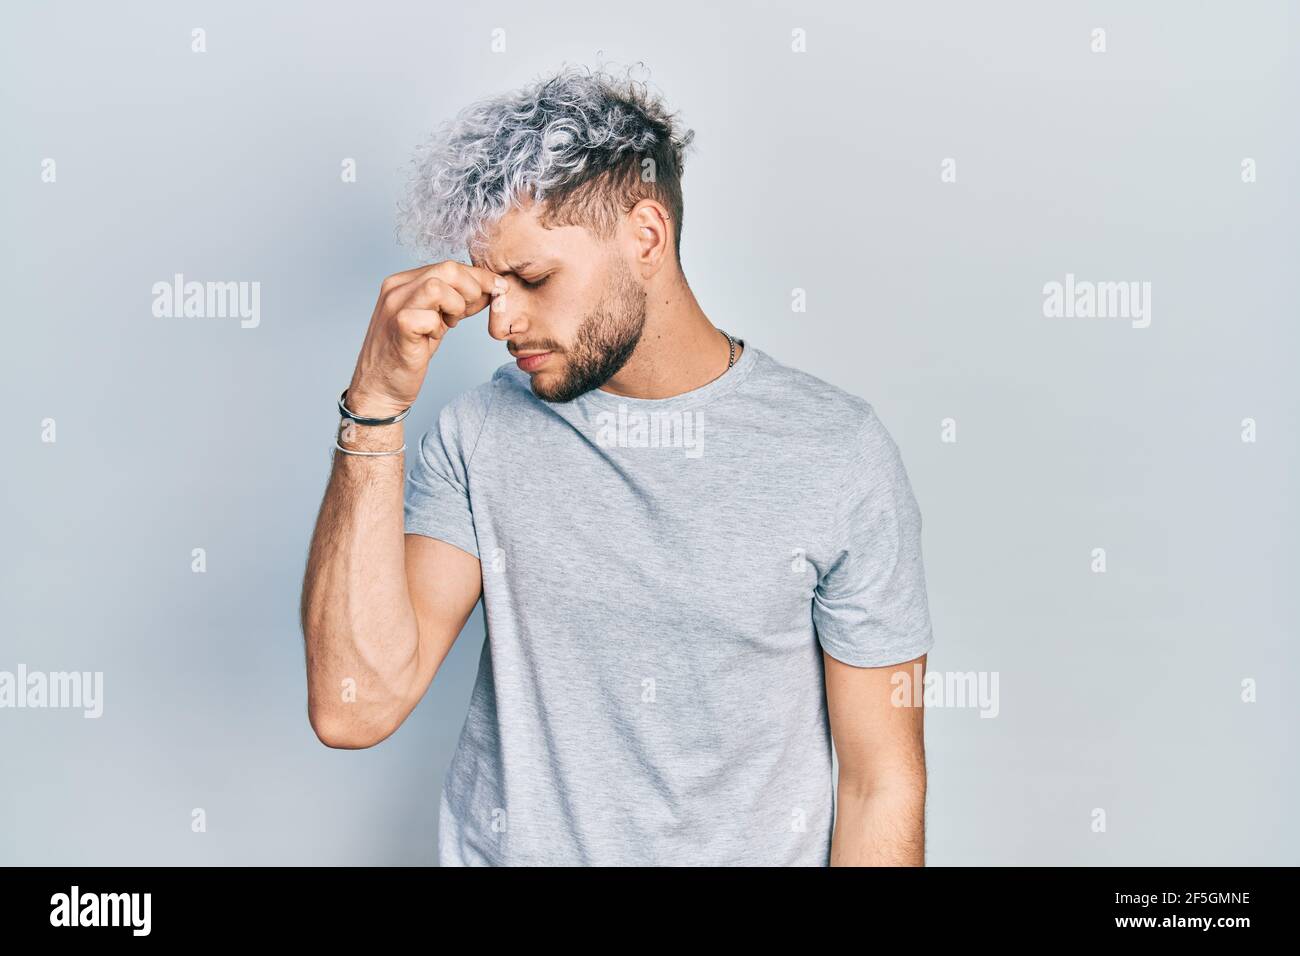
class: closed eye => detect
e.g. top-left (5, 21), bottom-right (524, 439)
top-left (520, 274), bottom-right (551, 289)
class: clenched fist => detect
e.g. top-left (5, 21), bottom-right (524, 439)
top-left (345, 261), bottom-right (509, 419)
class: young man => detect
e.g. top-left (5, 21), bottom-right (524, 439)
top-left (301, 66), bottom-right (935, 866)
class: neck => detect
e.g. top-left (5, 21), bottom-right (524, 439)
top-left (598, 276), bottom-right (743, 400)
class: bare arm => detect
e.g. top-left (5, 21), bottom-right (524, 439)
top-left (300, 429), bottom-right (482, 748)
top-left (300, 261), bottom-right (508, 748)
top-left (824, 651), bottom-right (929, 865)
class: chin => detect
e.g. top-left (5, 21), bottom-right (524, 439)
top-left (528, 370), bottom-right (567, 403)
top-left (529, 368), bottom-right (592, 404)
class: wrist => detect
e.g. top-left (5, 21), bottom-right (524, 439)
top-left (343, 385), bottom-right (411, 421)
top-left (336, 417), bottom-right (405, 453)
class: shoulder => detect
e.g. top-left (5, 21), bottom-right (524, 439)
top-left (434, 376), bottom-right (493, 434)
top-left (424, 361), bottom-right (536, 456)
top-left (435, 361), bottom-right (526, 422)
top-left (746, 347), bottom-right (913, 502)
top-left (412, 365), bottom-right (503, 465)
top-left (747, 346), bottom-right (891, 448)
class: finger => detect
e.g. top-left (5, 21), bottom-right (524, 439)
top-left (378, 264), bottom-right (437, 297)
top-left (485, 291), bottom-right (512, 340)
top-left (397, 270), bottom-right (499, 322)
top-left (458, 263), bottom-right (510, 302)
top-left (380, 260), bottom-right (504, 302)
top-left (392, 275), bottom-right (470, 319)
top-left (429, 261), bottom-right (508, 317)
top-left (393, 307), bottom-right (448, 340)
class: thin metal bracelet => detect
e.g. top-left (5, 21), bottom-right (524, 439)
top-left (338, 388), bottom-right (412, 426)
top-left (334, 440), bottom-right (406, 457)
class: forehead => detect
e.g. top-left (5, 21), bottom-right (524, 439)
top-left (470, 200), bottom-right (595, 271)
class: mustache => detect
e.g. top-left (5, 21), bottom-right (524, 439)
top-left (508, 340), bottom-right (563, 354)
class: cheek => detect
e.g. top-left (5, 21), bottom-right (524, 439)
top-left (523, 280), bottom-right (594, 346)
top-left (532, 306), bottom-right (582, 347)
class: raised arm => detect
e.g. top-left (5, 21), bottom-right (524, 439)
top-left (299, 262), bottom-right (507, 749)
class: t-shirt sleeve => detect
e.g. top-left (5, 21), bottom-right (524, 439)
top-left (812, 405), bottom-right (935, 668)
top-left (403, 382), bottom-right (495, 559)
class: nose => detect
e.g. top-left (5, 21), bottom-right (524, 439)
top-left (487, 287), bottom-right (528, 341)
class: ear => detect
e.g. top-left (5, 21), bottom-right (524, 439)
top-left (627, 199), bottom-right (671, 273)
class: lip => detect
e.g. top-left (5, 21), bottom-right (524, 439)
top-left (514, 351), bottom-right (552, 372)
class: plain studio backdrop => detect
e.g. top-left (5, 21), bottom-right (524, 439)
top-left (1, 0), bottom-right (1296, 865)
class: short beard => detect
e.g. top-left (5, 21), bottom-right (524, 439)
top-left (533, 255), bottom-right (647, 404)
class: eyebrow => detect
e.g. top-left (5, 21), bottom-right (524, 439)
top-left (503, 259), bottom-right (539, 277)
top-left (477, 257), bottom-right (540, 277)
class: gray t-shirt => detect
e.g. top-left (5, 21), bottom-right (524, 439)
top-left (404, 341), bottom-right (934, 866)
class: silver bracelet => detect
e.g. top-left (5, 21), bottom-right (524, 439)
top-left (334, 439), bottom-right (406, 457)
top-left (339, 388), bottom-right (412, 426)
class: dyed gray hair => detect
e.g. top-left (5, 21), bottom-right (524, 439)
top-left (397, 64), bottom-right (696, 263)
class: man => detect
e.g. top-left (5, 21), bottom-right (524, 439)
top-left (301, 65), bottom-right (935, 866)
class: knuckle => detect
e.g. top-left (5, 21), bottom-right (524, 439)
top-left (435, 282), bottom-right (465, 309)
top-left (433, 260), bottom-right (480, 294)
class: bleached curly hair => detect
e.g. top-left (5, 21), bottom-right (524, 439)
top-left (397, 63), bottom-right (696, 264)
